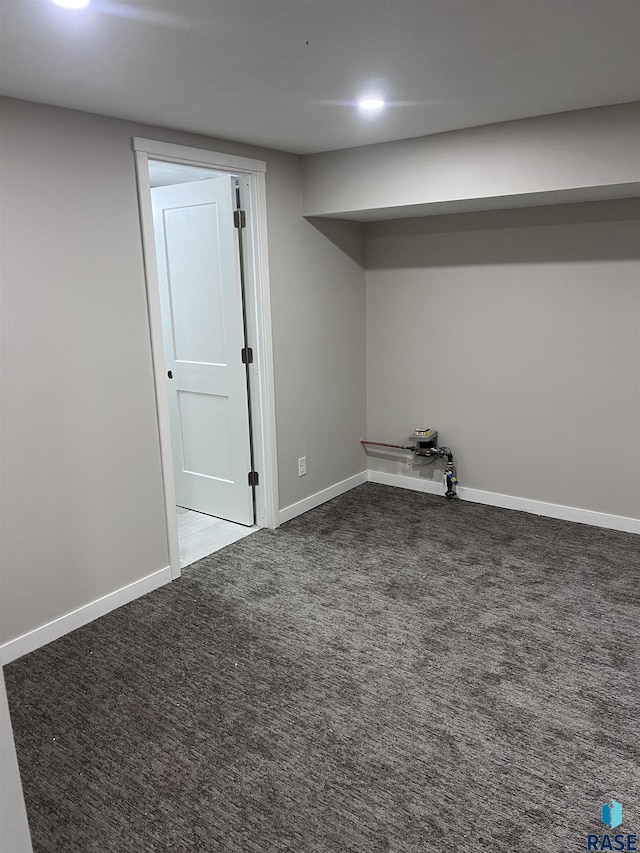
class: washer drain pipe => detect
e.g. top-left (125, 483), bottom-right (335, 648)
top-left (361, 439), bottom-right (459, 500)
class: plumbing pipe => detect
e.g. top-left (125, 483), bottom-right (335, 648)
top-left (360, 440), bottom-right (414, 451)
top-left (361, 438), bottom-right (459, 499)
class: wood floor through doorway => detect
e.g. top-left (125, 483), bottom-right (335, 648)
top-left (176, 506), bottom-right (256, 568)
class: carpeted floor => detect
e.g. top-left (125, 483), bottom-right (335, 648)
top-left (5, 483), bottom-right (640, 852)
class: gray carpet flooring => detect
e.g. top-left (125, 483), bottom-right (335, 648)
top-left (5, 483), bottom-right (639, 852)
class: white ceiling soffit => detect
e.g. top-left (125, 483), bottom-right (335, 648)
top-left (333, 184), bottom-right (640, 222)
top-left (1, 0), bottom-right (639, 155)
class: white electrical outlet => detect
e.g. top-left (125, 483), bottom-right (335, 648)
top-left (298, 456), bottom-right (307, 477)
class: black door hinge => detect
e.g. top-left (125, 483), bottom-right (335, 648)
top-left (248, 471), bottom-right (259, 487)
top-left (233, 209), bottom-right (246, 229)
top-left (241, 347), bottom-right (253, 364)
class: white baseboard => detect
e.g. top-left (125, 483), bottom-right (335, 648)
top-left (367, 470), bottom-right (640, 534)
top-left (0, 566), bottom-right (172, 666)
top-left (279, 471), bottom-right (368, 525)
top-left (368, 470), bottom-right (443, 497)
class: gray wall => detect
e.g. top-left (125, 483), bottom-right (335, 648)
top-left (365, 200), bottom-right (640, 518)
top-left (0, 98), bottom-right (366, 647)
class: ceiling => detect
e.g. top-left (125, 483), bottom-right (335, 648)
top-left (147, 161), bottom-right (227, 188)
top-left (1, 0), bottom-right (639, 155)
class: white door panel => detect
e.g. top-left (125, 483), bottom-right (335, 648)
top-left (152, 176), bottom-right (254, 525)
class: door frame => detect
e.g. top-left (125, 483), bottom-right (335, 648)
top-left (132, 137), bottom-right (279, 580)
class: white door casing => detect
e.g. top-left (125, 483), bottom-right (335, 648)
top-left (152, 176), bottom-right (254, 526)
top-left (133, 138), bottom-right (279, 581)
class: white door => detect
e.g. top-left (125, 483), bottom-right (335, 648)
top-left (152, 176), bottom-right (254, 526)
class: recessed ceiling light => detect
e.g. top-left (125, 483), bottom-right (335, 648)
top-left (358, 98), bottom-right (385, 112)
top-left (51, 0), bottom-right (90, 8)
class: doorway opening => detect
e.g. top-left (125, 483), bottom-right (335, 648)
top-left (133, 139), bottom-right (279, 578)
top-left (176, 505), bottom-right (255, 570)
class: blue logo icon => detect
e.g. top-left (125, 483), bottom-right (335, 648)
top-left (602, 800), bottom-right (623, 830)
top-left (587, 799), bottom-right (635, 850)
